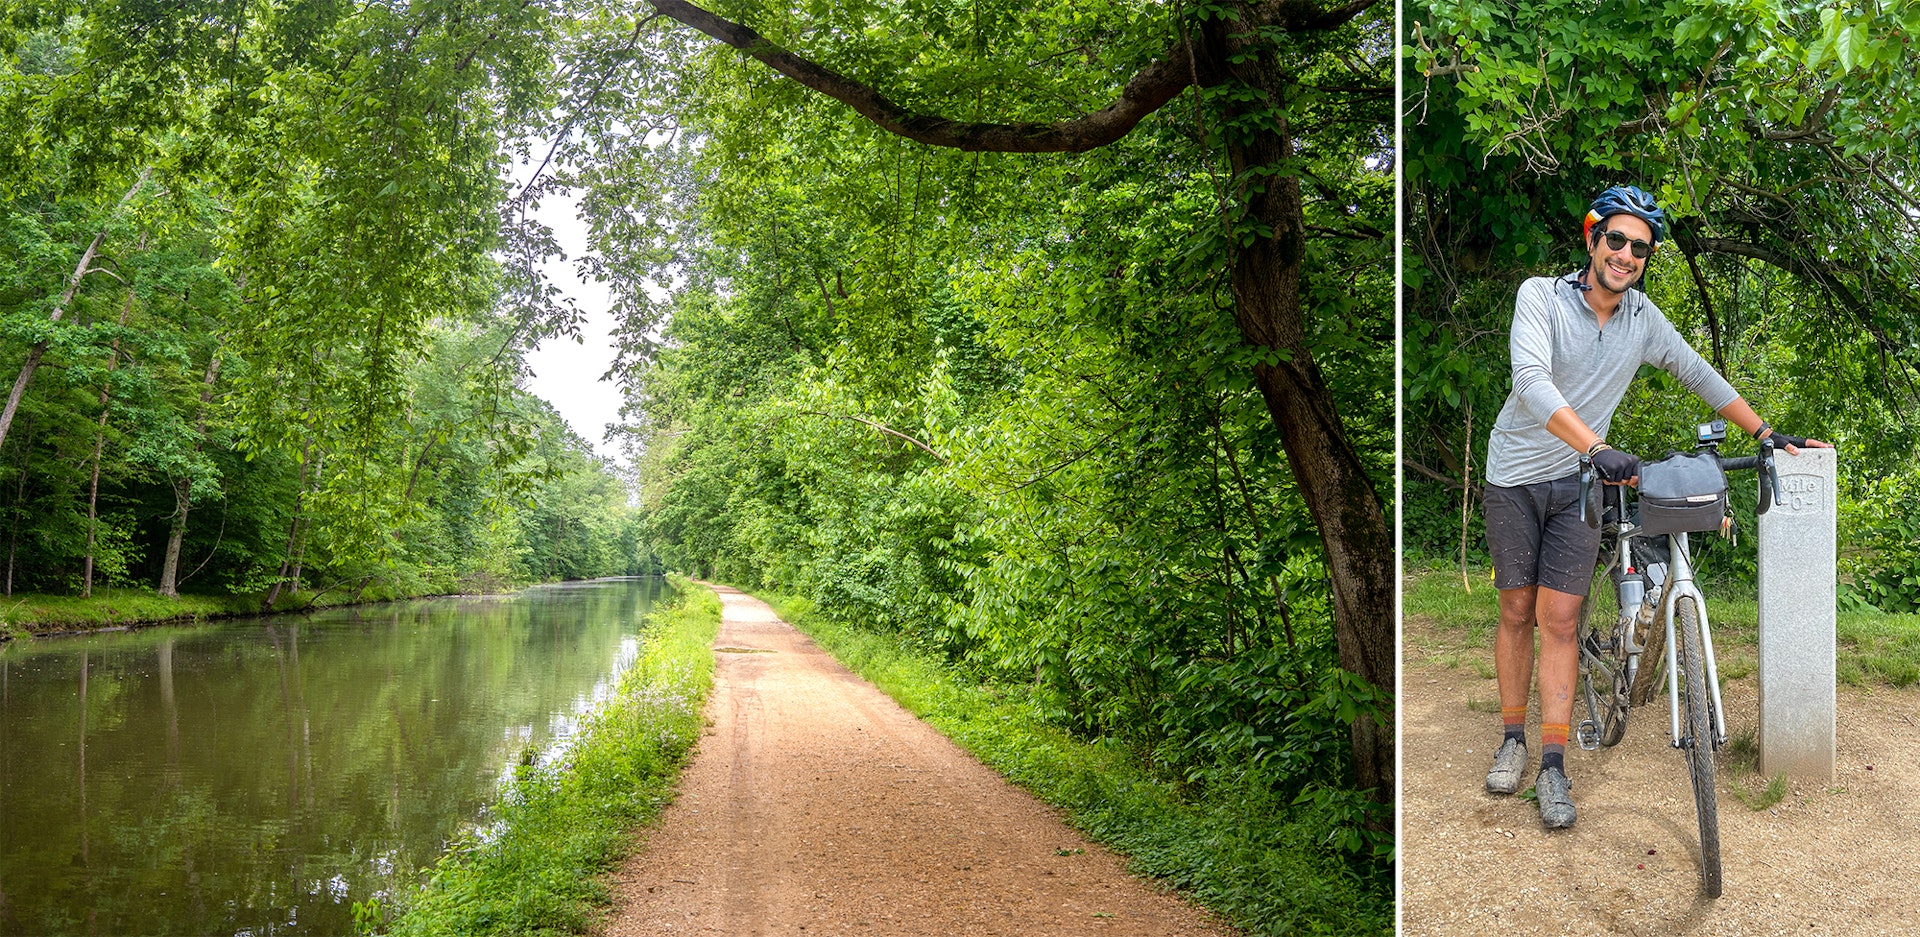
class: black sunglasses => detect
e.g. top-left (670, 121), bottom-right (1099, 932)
top-left (1602, 229), bottom-right (1655, 259)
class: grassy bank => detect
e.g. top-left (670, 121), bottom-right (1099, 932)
top-left (757, 590), bottom-right (1391, 937)
top-left (1403, 567), bottom-right (1920, 687)
top-left (2, 579), bottom-right (565, 640)
top-left (380, 576), bottom-right (722, 937)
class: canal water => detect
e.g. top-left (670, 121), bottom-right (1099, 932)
top-left (0, 577), bottom-right (664, 936)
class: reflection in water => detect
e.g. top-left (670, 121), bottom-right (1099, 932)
top-left (0, 577), bottom-right (662, 936)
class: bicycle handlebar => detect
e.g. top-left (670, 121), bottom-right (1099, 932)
top-left (1579, 439), bottom-right (1781, 530)
top-left (1720, 439), bottom-right (1784, 514)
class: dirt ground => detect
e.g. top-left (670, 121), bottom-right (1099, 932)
top-left (598, 585), bottom-right (1232, 937)
top-left (1400, 605), bottom-right (1920, 936)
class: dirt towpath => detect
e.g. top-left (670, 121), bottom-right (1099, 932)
top-left (1401, 608), bottom-right (1920, 936)
top-left (599, 585), bottom-right (1231, 937)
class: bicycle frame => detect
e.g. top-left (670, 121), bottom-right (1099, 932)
top-left (1577, 420), bottom-right (1774, 899)
top-left (1657, 533), bottom-right (1728, 750)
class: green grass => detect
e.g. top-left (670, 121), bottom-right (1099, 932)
top-left (1722, 728), bottom-right (1792, 810)
top-left (1401, 570), bottom-right (1497, 639)
top-left (380, 577), bottom-right (722, 937)
top-left (1732, 773), bottom-right (1790, 811)
top-left (0, 589), bottom-right (256, 637)
top-left (1723, 726), bottom-right (1760, 772)
top-left (0, 579), bottom-right (510, 639)
top-left (756, 590), bottom-right (1392, 937)
top-left (1404, 568), bottom-right (1920, 688)
top-left (1837, 613), bottom-right (1920, 686)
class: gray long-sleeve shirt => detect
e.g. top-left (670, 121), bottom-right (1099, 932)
top-left (1486, 272), bottom-right (1739, 488)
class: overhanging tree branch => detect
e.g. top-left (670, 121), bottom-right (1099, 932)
top-left (644, 1), bottom-right (1380, 153)
top-left (1688, 233), bottom-right (1920, 400)
top-left (645, 0), bottom-right (1198, 153)
top-left (1273, 0), bottom-right (1382, 30)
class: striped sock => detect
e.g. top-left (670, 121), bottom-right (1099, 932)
top-left (1502, 706), bottom-right (1527, 745)
top-left (1541, 722), bottom-right (1569, 773)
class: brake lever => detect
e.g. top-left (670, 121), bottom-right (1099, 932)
top-left (1580, 455), bottom-right (1601, 528)
top-left (1757, 438), bottom-right (1780, 515)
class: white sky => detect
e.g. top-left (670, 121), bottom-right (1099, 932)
top-left (520, 185), bottom-right (628, 465)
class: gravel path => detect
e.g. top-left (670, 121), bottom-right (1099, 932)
top-left (599, 584), bottom-right (1232, 937)
top-left (1401, 609), bottom-right (1920, 936)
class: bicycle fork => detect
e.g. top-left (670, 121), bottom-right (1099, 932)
top-left (1662, 534), bottom-right (1729, 751)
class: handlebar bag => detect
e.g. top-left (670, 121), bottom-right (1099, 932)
top-left (1637, 450), bottom-right (1729, 535)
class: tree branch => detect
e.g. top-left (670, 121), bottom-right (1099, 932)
top-left (645, 0), bottom-right (1195, 153)
top-left (797, 410), bottom-right (947, 463)
top-left (1687, 233), bottom-right (1918, 378)
top-left (1306, 222), bottom-right (1386, 240)
top-left (1405, 456), bottom-right (1477, 496)
top-left (1762, 85), bottom-right (1840, 141)
top-left (1267, 0), bottom-right (1383, 31)
top-left (1681, 245), bottom-right (1725, 373)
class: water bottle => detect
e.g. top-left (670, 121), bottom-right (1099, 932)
top-left (1617, 573), bottom-right (1646, 614)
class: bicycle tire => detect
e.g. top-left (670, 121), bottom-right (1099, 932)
top-left (1578, 560), bottom-right (1631, 746)
top-left (1676, 596), bottom-right (1723, 898)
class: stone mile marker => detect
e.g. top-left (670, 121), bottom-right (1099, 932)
top-left (1756, 446), bottom-right (1837, 781)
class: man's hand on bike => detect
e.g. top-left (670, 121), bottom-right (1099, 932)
top-left (1591, 447), bottom-right (1641, 484)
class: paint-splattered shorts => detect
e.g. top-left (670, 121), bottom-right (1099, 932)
top-left (1483, 471), bottom-right (1602, 595)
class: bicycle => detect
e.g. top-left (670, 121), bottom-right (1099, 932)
top-left (1573, 418), bottom-right (1783, 899)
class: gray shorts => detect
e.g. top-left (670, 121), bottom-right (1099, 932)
top-left (1483, 472), bottom-right (1602, 595)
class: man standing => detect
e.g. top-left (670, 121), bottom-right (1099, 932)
top-left (1480, 185), bottom-right (1831, 828)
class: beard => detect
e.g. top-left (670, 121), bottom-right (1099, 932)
top-left (1589, 256), bottom-right (1641, 294)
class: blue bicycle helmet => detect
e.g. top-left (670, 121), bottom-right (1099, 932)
top-left (1584, 185), bottom-right (1667, 248)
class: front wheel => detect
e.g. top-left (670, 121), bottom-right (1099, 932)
top-left (1677, 596), bottom-right (1722, 898)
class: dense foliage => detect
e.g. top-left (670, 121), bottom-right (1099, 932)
top-left (1404, 0), bottom-right (1920, 608)
top-left (539, 0), bottom-right (1395, 894)
top-left (0, 1), bottom-right (640, 607)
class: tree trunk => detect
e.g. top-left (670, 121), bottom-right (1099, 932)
top-left (82, 404), bottom-right (110, 597)
top-left (289, 519), bottom-right (307, 594)
top-left (5, 417), bottom-right (32, 596)
top-left (157, 478), bottom-right (191, 597)
top-left (83, 288), bottom-right (138, 598)
top-left (1203, 11), bottom-right (1395, 803)
top-left (0, 168), bottom-right (152, 454)
top-left (157, 352), bottom-right (222, 598)
top-left (292, 450), bottom-right (322, 593)
top-left (266, 443), bottom-right (316, 610)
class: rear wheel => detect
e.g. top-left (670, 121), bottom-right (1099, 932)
top-left (1629, 610), bottom-right (1667, 707)
top-left (1578, 653), bottom-right (1630, 748)
top-left (1578, 563), bottom-right (1630, 746)
top-left (1599, 660), bottom-right (1630, 746)
top-left (1676, 596), bottom-right (1722, 898)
